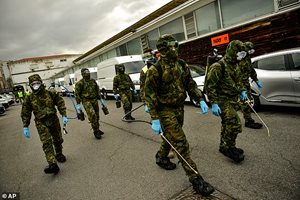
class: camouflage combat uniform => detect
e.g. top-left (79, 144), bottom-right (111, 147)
top-left (238, 55), bottom-right (257, 118)
top-left (205, 40), bottom-right (246, 153)
top-left (113, 64), bottom-right (135, 116)
top-left (139, 65), bottom-right (148, 102)
top-left (75, 72), bottom-right (101, 133)
top-left (21, 74), bottom-right (67, 165)
top-left (144, 35), bottom-right (208, 183)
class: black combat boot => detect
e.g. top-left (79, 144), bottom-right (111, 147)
top-left (99, 129), bottom-right (104, 135)
top-left (155, 152), bottom-right (176, 170)
top-left (55, 153), bottom-right (66, 163)
top-left (128, 115), bottom-right (135, 120)
top-left (219, 147), bottom-right (244, 163)
top-left (44, 163), bottom-right (60, 174)
top-left (93, 130), bottom-right (102, 139)
top-left (191, 176), bottom-right (215, 196)
top-left (245, 120), bottom-right (263, 129)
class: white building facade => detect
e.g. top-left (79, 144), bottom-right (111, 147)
top-left (9, 54), bottom-right (81, 89)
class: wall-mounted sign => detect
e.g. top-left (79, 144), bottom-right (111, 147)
top-left (211, 33), bottom-right (229, 46)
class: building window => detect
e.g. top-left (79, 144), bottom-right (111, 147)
top-left (118, 44), bottom-right (128, 56)
top-left (127, 38), bottom-right (142, 55)
top-left (195, 2), bottom-right (221, 36)
top-left (220, 0), bottom-right (274, 27)
top-left (146, 29), bottom-right (160, 50)
top-left (159, 17), bottom-right (185, 42)
top-left (184, 12), bottom-right (197, 39)
top-left (107, 49), bottom-right (117, 59)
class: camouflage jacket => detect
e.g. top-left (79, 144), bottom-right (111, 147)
top-left (237, 56), bottom-right (258, 84)
top-left (205, 57), bottom-right (245, 104)
top-left (139, 65), bottom-right (148, 102)
top-left (144, 59), bottom-right (203, 120)
top-left (21, 89), bottom-right (66, 127)
top-left (113, 73), bottom-right (135, 94)
top-left (75, 78), bottom-right (100, 103)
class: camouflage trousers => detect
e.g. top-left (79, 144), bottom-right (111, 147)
top-left (82, 98), bottom-right (100, 132)
top-left (240, 85), bottom-right (254, 123)
top-left (219, 101), bottom-right (242, 150)
top-left (158, 106), bottom-right (200, 181)
top-left (35, 114), bottom-right (63, 164)
top-left (119, 90), bottom-right (133, 114)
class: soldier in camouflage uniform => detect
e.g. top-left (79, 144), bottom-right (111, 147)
top-left (144, 34), bottom-right (214, 197)
top-left (75, 68), bottom-right (103, 139)
top-left (238, 42), bottom-right (263, 129)
top-left (113, 64), bottom-right (137, 120)
top-left (21, 74), bottom-right (69, 174)
top-left (205, 40), bottom-right (249, 163)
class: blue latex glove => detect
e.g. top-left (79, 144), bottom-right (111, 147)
top-left (133, 90), bottom-right (138, 95)
top-left (256, 80), bottom-right (262, 89)
top-left (151, 119), bottom-right (162, 135)
top-left (240, 90), bottom-right (248, 101)
top-left (200, 100), bottom-right (208, 114)
top-left (144, 105), bottom-right (149, 113)
top-left (23, 127), bottom-right (30, 139)
top-left (76, 104), bottom-right (82, 111)
top-left (212, 104), bottom-right (221, 116)
top-left (114, 94), bottom-right (119, 100)
top-left (62, 116), bottom-right (68, 125)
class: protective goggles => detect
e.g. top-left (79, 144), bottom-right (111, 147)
top-left (82, 70), bottom-right (90, 74)
top-left (167, 41), bottom-right (179, 49)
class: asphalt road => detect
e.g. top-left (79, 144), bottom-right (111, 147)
top-left (0, 98), bottom-right (299, 200)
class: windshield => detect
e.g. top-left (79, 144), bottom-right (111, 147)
top-left (123, 61), bottom-right (144, 74)
top-left (90, 72), bottom-right (97, 80)
top-left (189, 64), bottom-right (206, 78)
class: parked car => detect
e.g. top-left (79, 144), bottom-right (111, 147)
top-left (0, 96), bottom-right (9, 109)
top-left (1, 94), bottom-right (15, 104)
top-left (185, 64), bottom-right (207, 106)
top-left (0, 103), bottom-right (5, 115)
top-left (250, 48), bottom-right (300, 108)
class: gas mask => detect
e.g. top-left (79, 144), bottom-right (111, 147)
top-left (160, 40), bottom-right (179, 60)
top-left (82, 69), bottom-right (90, 80)
top-left (248, 49), bottom-right (255, 55)
top-left (118, 65), bottom-right (125, 74)
top-left (30, 81), bottom-right (42, 91)
top-left (236, 51), bottom-right (247, 61)
top-left (143, 52), bottom-right (156, 68)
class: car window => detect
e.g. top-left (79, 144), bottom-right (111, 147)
top-left (257, 55), bottom-right (286, 70)
top-left (189, 64), bottom-right (205, 78)
top-left (123, 61), bottom-right (145, 74)
top-left (291, 53), bottom-right (300, 70)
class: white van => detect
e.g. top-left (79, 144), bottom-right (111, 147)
top-left (97, 55), bottom-right (144, 99)
top-left (63, 73), bottom-right (75, 95)
top-left (54, 77), bottom-right (66, 96)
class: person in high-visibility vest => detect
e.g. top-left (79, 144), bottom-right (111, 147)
top-left (18, 91), bottom-right (24, 104)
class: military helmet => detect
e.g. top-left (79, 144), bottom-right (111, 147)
top-left (28, 74), bottom-right (42, 84)
top-left (116, 64), bottom-right (125, 74)
top-left (156, 34), bottom-right (178, 51)
top-left (81, 68), bottom-right (89, 74)
top-left (244, 41), bottom-right (254, 51)
top-left (225, 40), bottom-right (246, 59)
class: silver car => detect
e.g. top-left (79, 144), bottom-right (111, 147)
top-left (250, 48), bottom-right (300, 108)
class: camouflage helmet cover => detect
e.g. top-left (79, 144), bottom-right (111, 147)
top-left (81, 68), bottom-right (89, 74)
top-left (28, 74), bottom-right (42, 84)
top-left (244, 41), bottom-right (254, 51)
top-left (156, 34), bottom-right (177, 51)
top-left (225, 40), bottom-right (246, 59)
